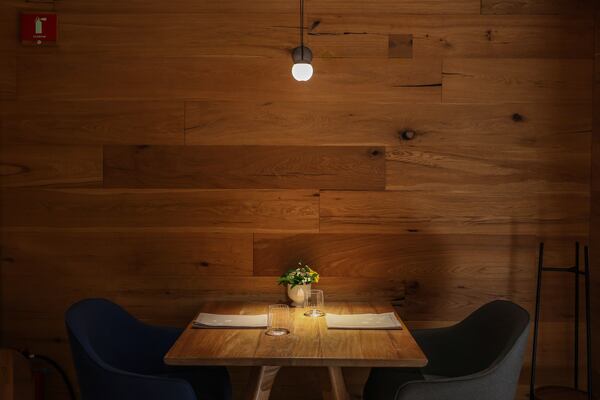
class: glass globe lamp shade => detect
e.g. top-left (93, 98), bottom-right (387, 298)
top-left (291, 62), bottom-right (313, 81)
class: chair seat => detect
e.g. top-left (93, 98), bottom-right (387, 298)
top-left (363, 368), bottom-right (425, 400)
top-left (158, 366), bottom-right (232, 400)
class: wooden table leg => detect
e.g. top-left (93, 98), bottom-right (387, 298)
top-left (327, 367), bottom-right (351, 400)
top-left (245, 366), bottom-right (281, 400)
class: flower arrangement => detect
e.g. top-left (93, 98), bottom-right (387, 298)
top-left (277, 262), bottom-right (320, 288)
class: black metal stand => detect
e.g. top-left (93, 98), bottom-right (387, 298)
top-left (530, 242), bottom-right (593, 400)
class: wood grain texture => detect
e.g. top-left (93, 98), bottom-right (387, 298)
top-left (306, 0), bottom-right (479, 14)
top-left (319, 190), bottom-right (589, 235)
top-left (0, 1), bottom-right (18, 53)
top-left (55, 0), bottom-right (296, 13)
top-left (385, 126), bottom-right (590, 192)
top-left (0, 145), bottom-right (102, 187)
top-left (253, 234), bottom-right (581, 321)
top-left (164, 302), bottom-right (427, 367)
top-left (442, 58), bottom-right (593, 103)
top-left (103, 145), bottom-right (385, 189)
top-left (38, 13), bottom-right (296, 58)
top-left (0, 231), bottom-right (253, 277)
top-left (54, 0), bottom-right (479, 14)
top-left (0, 188), bottom-right (319, 232)
top-left (17, 56), bottom-right (441, 103)
top-left (254, 234), bottom-right (537, 278)
top-left (386, 147), bottom-right (589, 193)
top-left (309, 32), bottom-right (386, 59)
top-left (0, 0), bottom-right (16, 100)
top-left (308, 15), bottom-right (594, 59)
top-left (481, 0), bottom-right (594, 15)
top-left (185, 102), bottom-right (591, 146)
top-left (0, 55), bottom-right (16, 100)
top-left (0, 101), bottom-right (184, 145)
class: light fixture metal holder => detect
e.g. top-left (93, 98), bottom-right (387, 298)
top-left (292, 46), bottom-right (313, 63)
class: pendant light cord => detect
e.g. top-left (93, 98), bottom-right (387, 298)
top-left (300, 0), bottom-right (304, 58)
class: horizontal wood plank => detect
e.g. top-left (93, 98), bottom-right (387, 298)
top-left (442, 58), bottom-right (593, 103)
top-left (0, 145), bottom-right (102, 187)
top-left (0, 231), bottom-right (253, 277)
top-left (254, 233), bottom-right (537, 278)
top-left (385, 123), bottom-right (590, 192)
top-left (386, 147), bottom-right (589, 193)
top-left (319, 190), bottom-right (589, 235)
top-left (307, 15), bottom-right (594, 58)
top-left (307, 0), bottom-right (479, 14)
top-left (16, 56), bottom-right (441, 103)
top-left (0, 188), bottom-right (320, 232)
top-left (55, 0), bottom-right (479, 14)
top-left (103, 145), bottom-right (385, 190)
top-left (185, 102), bottom-right (591, 146)
top-left (55, 0), bottom-right (296, 13)
top-left (28, 13), bottom-right (296, 58)
top-left (0, 101), bottom-right (184, 145)
top-left (481, 0), bottom-right (594, 15)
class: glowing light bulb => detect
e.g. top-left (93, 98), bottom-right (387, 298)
top-left (292, 62), bottom-right (313, 81)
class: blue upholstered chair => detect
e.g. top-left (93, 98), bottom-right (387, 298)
top-left (66, 298), bottom-right (232, 400)
top-left (364, 300), bottom-right (530, 400)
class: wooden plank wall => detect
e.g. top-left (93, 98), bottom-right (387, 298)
top-left (0, 0), bottom-right (595, 399)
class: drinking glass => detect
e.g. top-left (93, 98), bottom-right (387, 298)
top-left (266, 304), bottom-right (290, 336)
top-left (304, 289), bottom-right (325, 317)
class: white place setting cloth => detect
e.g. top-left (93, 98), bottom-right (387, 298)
top-left (193, 313), bottom-right (268, 328)
top-left (325, 312), bottom-right (403, 330)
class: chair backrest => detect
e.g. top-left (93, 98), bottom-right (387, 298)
top-left (449, 300), bottom-right (530, 377)
top-left (66, 298), bottom-right (195, 400)
top-left (66, 298), bottom-right (154, 373)
top-left (397, 301), bottom-right (530, 400)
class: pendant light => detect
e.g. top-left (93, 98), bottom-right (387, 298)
top-left (291, 0), bottom-right (313, 81)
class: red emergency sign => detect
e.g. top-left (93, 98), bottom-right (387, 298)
top-left (21, 12), bottom-right (58, 45)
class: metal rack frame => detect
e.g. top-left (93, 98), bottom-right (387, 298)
top-left (530, 242), bottom-right (593, 400)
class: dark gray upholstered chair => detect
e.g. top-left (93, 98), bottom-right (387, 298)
top-left (364, 300), bottom-right (530, 400)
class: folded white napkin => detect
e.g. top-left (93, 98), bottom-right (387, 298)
top-left (193, 313), bottom-right (268, 328)
top-left (325, 312), bottom-right (402, 330)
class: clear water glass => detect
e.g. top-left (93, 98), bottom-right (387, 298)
top-left (266, 304), bottom-right (290, 336)
top-left (304, 289), bottom-right (325, 317)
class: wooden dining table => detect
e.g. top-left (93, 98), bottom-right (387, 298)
top-left (164, 302), bottom-right (428, 400)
